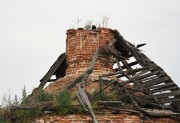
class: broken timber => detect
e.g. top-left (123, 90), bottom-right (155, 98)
top-left (38, 53), bottom-right (67, 90)
top-left (97, 29), bottom-right (180, 117)
top-left (67, 50), bottom-right (99, 90)
top-left (77, 84), bottom-right (98, 123)
top-left (73, 50), bottom-right (99, 123)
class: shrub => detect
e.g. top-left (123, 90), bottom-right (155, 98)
top-left (97, 77), bottom-right (108, 101)
top-left (56, 89), bottom-right (73, 115)
top-left (0, 108), bottom-right (12, 123)
top-left (93, 78), bottom-right (115, 101)
top-left (14, 109), bottom-right (39, 123)
top-left (37, 91), bottom-right (52, 102)
top-left (92, 89), bottom-right (109, 101)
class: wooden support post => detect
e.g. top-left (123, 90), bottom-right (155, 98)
top-left (67, 50), bottom-right (99, 90)
top-left (76, 84), bottom-right (98, 123)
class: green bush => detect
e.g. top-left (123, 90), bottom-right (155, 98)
top-left (0, 108), bottom-right (12, 123)
top-left (92, 89), bottom-right (109, 101)
top-left (56, 89), bottom-right (73, 115)
top-left (0, 108), bottom-right (39, 123)
top-left (14, 109), bottom-right (39, 123)
top-left (37, 91), bottom-right (52, 102)
top-left (93, 78), bottom-right (115, 101)
top-left (94, 78), bottom-right (109, 101)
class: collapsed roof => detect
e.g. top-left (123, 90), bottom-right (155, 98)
top-left (38, 29), bottom-right (180, 119)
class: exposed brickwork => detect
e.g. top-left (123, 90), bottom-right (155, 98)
top-left (44, 75), bottom-right (100, 94)
top-left (36, 114), bottom-right (179, 123)
top-left (44, 75), bottom-right (76, 95)
top-left (66, 28), bottom-right (114, 77)
top-left (45, 28), bottom-right (115, 95)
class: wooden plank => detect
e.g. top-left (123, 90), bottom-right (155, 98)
top-left (136, 43), bottom-right (146, 48)
top-left (141, 108), bottom-right (180, 117)
top-left (106, 43), bottom-right (127, 60)
top-left (116, 74), bottom-right (125, 78)
top-left (141, 72), bottom-right (166, 82)
top-left (116, 68), bottom-right (151, 78)
top-left (67, 50), bottom-right (99, 90)
top-left (146, 81), bottom-right (180, 95)
top-left (141, 77), bottom-right (169, 87)
top-left (132, 69), bottom-right (150, 79)
top-left (114, 61), bottom-right (138, 71)
top-left (97, 101), bottom-right (123, 105)
top-left (122, 71), bottom-right (159, 85)
top-left (47, 79), bottom-right (57, 82)
top-left (150, 86), bottom-right (179, 94)
top-left (146, 82), bottom-right (175, 90)
top-left (100, 67), bottom-right (150, 77)
top-left (121, 60), bottom-right (133, 71)
top-left (141, 76), bottom-right (159, 83)
top-left (105, 107), bottom-right (142, 117)
top-left (126, 87), bottom-right (149, 93)
top-left (115, 58), bottom-right (131, 80)
top-left (158, 98), bottom-right (180, 103)
top-left (38, 53), bottom-right (66, 90)
top-left (122, 61), bottom-right (138, 69)
top-left (11, 101), bottom-right (53, 110)
top-left (138, 90), bottom-right (180, 99)
top-left (135, 71), bottom-right (159, 80)
top-left (76, 92), bottom-right (88, 111)
top-left (134, 97), bottom-right (168, 109)
top-left (77, 84), bottom-right (98, 123)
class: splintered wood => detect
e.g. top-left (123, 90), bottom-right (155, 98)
top-left (95, 29), bottom-right (180, 119)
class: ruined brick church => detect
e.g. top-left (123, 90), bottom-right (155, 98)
top-left (36, 27), bottom-right (180, 123)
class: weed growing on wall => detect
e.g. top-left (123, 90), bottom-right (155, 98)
top-left (56, 89), bottom-right (73, 115)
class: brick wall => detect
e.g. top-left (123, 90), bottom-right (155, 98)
top-left (36, 114), bottom-right (179, 123)
top-left (66, 28), bottom-right (114, 77)
top-left (44, 76), bottom-right (100, 94)
top-left (45, 28), bottom-right (115, 94)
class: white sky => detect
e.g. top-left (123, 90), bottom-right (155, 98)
top-left (0, 0), bottom-right (180, 103)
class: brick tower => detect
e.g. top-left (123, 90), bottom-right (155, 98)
top-left (44, 28), bottom-right (115, 94)
top-left (66, 28), bottom-right (114, 78)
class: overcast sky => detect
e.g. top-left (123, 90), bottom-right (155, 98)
top-left (0, 0), bottom-right (180, 103)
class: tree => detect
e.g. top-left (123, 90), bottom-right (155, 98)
top-left (22, 85), bottom-right (27, 103)
top-left (1, 95), bottom-right (7, 107)
top-left (7, 88), bottom-right (11, 107)
top-left (13, 94), bottom-right (19, 106)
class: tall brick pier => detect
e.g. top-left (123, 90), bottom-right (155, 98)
top-left (66, 28), bottom-right (114, 77)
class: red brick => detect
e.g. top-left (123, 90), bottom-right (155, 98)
top-left (66, 28), bottom-right (114, 77)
